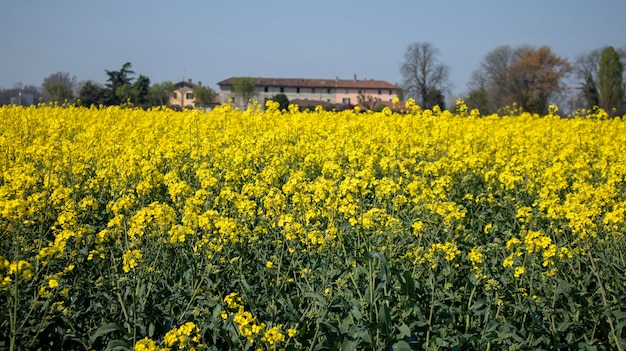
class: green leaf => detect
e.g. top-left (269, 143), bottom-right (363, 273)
top-left (370, 251), bottom-right (388, 271)
top-left (378, 303), bottom-right (391, 334)
top-left (350, 304), bottom-right (362, 320)
top-left (401, 270), bottom-right (415, 295)
top-left (341, 336), bottom-right (358, 351)
top-left (392, 340), bottom-right (413, 351)
top-left (398, 324), bottom-right (411, 338)
top-left (304, 292), bottom-right (327, 307)
top-left (148, 322), bottom-right (155, 337)
top-left (104, 339), bottom-right (129, 351)
top-left (89, 323), bottom-right (124, 345)
top-left (557, 320), bottom-right (575, 333)
top-left (470, 299), bottom-right (486, 312)
top-left (435, 337), bottom-right (449, 347)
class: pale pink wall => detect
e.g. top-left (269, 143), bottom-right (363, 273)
top-left (335, 87), bottom-right (398, 105)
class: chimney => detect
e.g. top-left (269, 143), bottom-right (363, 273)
top-left (188, 78), bottom-right (192, 83)
top-left (354, 74), bottom-right (357, 81)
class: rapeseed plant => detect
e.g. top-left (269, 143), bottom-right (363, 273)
top-left (0, 103), bottom-right (625, 350)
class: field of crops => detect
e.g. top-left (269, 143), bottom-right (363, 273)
top-left (1, 101), bottom-right (625, 350)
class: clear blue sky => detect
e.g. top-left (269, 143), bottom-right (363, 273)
top-left (2, 0), bottom-right (625, 97)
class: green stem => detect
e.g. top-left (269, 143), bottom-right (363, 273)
top-left (426, 275), bottom-right (436, 347)
top-left (369, 257), bottom-right (377, 346)
top-left (465, 284), bottom-right (477, 334)
top-left (116, 291), bottom-right (131, 334)
top-left (307, 322), bottom-right (321, 351)
top-left (8, 293), bottom-right (16, 351)
top-left (587, 251), bottom-right (623, 351)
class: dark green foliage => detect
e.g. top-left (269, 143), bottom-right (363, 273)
top-left (270, 93), bottom-right (290, 111)
top-left (465, 87), bottom-right (491, 115)
top-left (231, 77), bottom-right (255, 108)
top-left (598, 46), bottom-right (624, 116)
top-left (148, 81), bottom-right (175, 107)
top-left (104, 62), bottom-right (135, 105)
top-left (193, 85), bottom-right (217, 110)
top-left (78, 81), bottom-right (107, 107)
top-left (42, 72), bottom-right (76, 104)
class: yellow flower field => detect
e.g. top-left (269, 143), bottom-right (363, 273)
top-left (1, 101), bottom-right (625, 350)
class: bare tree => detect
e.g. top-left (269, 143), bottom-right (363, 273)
top-left (507, 46), bottom-right (572, 114)
top-left (573, 49), bottom-right (602, 110)
top-left (468, 45), bottom-right (571, 114)
top-left (573, 47), bottom-right (626, 113)
top-left (400, 42), bottom-right (451, 109)
top-left (357, 94), bottom-right (380, 111)
top-left (469, 45), bottom-right (530, 111)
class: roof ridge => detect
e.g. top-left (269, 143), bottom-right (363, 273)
top-left (217, 76), bottom-right (398, 89)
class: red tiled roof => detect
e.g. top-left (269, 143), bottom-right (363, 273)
top-left (217, 77), bottom-right (398, 90)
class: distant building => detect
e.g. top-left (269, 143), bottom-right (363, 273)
top-left (170, 79), bottom-right (198, 109)
top-left (217, 75), bottom-right (399, 109)
top-left (10, 93), bottom-right (35, 106)
top-left (169, 79), bottom-right (219, 110)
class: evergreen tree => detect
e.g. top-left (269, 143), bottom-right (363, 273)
top-left (104, 62), bottom-right (135, 105)
top-left (598, 46), bottom-right (624, 116)
top-left (132, 75), bottom-right (151, 107)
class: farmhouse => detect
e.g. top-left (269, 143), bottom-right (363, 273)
top-left (169, 79), bottom-right (198, 109)
top-left (217, 75), bottom-right (400, 109)
top-left (169, 79), bottom-right (219, 109)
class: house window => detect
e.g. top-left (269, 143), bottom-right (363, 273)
top-left (280, 87), bottom-right (284, 93)
top-left (342, 97), bottom-right (350, 104)
top-left (296, 87), bottom-right (300, 93)
top-left (358, 89), bottom-right (362, 94)
top-left (344, 89), bottom-right (349, 94)
top-left (172, 92), bottom-right (178, 99)
top-left (186, 93), bottom-right (193, 99)
top-left (389, 90), bottom-right (393, 95)
top-left (312, 88), bottom-right (316, 93)
top-left (264, 86), bottom-right (268, 92)
top-left (378, 89), bottom-right (382, 95)
top-left (327, 88), bottom-right (331, 94)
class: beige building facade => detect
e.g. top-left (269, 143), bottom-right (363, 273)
top-left (217, 76), bottom-right (399, 109)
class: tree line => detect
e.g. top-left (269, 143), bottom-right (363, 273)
top-left (0, 62), bottom-right (216, 109)
top-left (2, 43), bottom-right (625, 115)
top-left (400, 42), bottom-right (625, 115)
